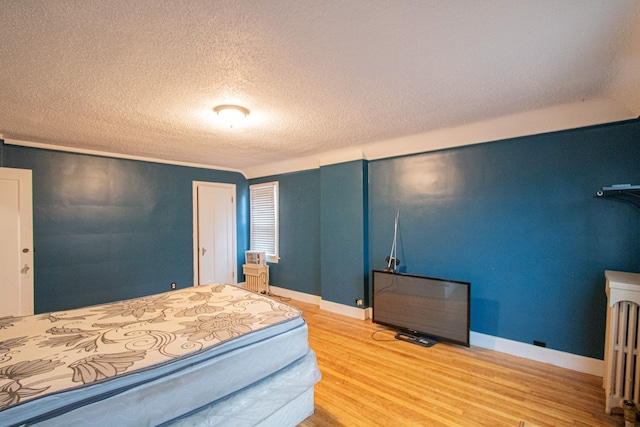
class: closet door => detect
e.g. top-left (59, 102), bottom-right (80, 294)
top-left (0, 167), bottom-right (33, 316)
top-left (193, 182), bottom-right (236, 286)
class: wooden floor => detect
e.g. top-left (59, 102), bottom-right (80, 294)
top-left (289, 299), bottom-right (621, 427)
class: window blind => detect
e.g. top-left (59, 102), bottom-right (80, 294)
top-left (249, 182), bottom-right (279, 260)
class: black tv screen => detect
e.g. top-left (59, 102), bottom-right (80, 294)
top-left (372, 270), bottom-right (470, 347)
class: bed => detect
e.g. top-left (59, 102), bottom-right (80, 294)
top-left (0, 284), bottom-right (320, 426)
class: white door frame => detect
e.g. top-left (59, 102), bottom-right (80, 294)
top-left (0, 167), bottom-right (34, 315)
top-left (192, 181), bottom-right (237, 286)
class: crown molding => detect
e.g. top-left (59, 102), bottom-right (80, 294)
top-left (3, 138), bottom-right (246, 176)
top-left (245, 98), bottom-right (634, 179)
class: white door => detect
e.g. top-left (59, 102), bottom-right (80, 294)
top-left (0, 167), bottom-right (34, 316)
top-left (193, 182), bottom-right (236, 285)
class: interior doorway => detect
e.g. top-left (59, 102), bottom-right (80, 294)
top-left (192, 181), bottom-right (237, 286)
top-left (0, 167), bottom-right (34, 316)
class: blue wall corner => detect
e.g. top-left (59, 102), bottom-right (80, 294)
top-left (250, 170), bottom-right (322, 296)
top-left (251, 162), bottom-right (368, 306)
top-left (362, 160), bottom-right (370, 305)
top-left (320, 160), bottom-right (368, 306)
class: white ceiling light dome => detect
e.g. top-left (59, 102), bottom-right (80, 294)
top-left (213, 105), bottom-right (250, 128)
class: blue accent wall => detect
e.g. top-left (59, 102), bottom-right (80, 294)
top-left (369, 119), bottom-right (640, 359)
top-left (250, 170), bottom-right (321, 295)
top-left (3, 146), bottom-right (248, 313)
top-left (320, 160), bottom-right (368, 306)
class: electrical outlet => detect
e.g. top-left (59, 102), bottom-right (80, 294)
top-left (356, 299), bottom-right (363, 306)
top-left (171, 282), bottom-right (176, 290)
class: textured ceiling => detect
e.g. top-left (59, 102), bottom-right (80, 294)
top-left (1, 1), bottom-right (639, 176)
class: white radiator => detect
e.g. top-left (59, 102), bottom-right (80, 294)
top-left (605, 272), bottom-right (640, 415)
top-left (242, 264), bottom-right (269, 294)
top-left (605, 300), bottom-right (640, 414)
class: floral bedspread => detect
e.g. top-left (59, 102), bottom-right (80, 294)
top-left (0, 284), bottom-right (301, 412)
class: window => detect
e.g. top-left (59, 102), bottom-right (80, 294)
top-left (249, 181), bottom-right (279, 263)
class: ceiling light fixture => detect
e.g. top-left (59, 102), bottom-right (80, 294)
top-left (213, 104), bottom-right (250, 128)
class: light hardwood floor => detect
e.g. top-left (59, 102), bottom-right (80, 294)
top-left (290, 299), bottom-right (620, 427)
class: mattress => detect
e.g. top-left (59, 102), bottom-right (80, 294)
top-left (0, 284), bottom-right (315, 426)
top-left (163, 349), bottom-right (320, 427)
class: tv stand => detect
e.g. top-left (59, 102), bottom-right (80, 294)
top-left (395, 331), bottom-right (438, 348)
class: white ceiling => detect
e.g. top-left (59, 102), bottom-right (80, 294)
top-left (1, 1), bottom-right (639, 177)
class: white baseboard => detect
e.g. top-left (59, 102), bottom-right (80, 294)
top-left (267, 285), bottom-right (604, 376)
top-left (470, 331), bottom-right (603, 377)
top-left (269, 286), bottom-right (371, 319)
top-left (268, 286), bottom-right (322, 306)
top-left (319, 300), bottom-right (371, 320)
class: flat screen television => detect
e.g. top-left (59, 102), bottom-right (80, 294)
top-left (372, 269), bottom-right (470, 347)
